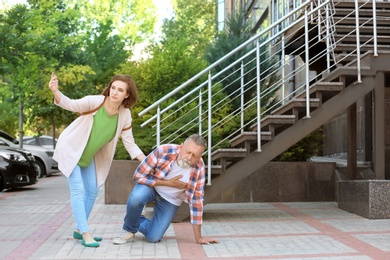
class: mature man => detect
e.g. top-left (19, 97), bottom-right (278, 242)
top-left (113, 134), bottom-right (219, 245)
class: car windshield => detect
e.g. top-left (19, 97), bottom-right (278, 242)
top-left (24, 139), bottom-right (39, 145)
top-left (0, 131), bottom-right (19, 144)
top-left (0, 139), bottom-right (8, 147)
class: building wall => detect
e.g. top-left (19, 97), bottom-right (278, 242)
top-left (212, 161), bottom-right (336, 203)
top-left (385, 85), bottom-right (390, 178)
top-left (323, 97), bottom-right (367, 161)
top-left (217, 0), bottom-right (269, 32)
top-left (105, 161), bottom-right (336, 204)
top-left (322, 80), bottom-right (390, 179)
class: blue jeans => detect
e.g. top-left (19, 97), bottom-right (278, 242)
top-left (123, 183), bottom-right (179, 243)
top-left (67, 159), bottom-right (99, 234)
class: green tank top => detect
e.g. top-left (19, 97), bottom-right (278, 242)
top-left (78, 105), bottom-right (118, 167)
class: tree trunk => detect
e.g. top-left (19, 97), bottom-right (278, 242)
top-left (51, 113), bottom-right (56, 149)
top-left (18, 100), bottom-right (24, 149)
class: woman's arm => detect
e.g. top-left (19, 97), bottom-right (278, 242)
top-left (48, 73), bottom-right (101, 113)
top-left (135, 153), bottom-right (146, 162)
top-left (49, 72), bottom-right (61, 104)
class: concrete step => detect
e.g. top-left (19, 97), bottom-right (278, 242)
top-left (271, 98), bottom-right (321, 117)
top-left (230, 131), bottom-right (272, 150)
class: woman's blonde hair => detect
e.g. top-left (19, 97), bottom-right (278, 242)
top-left (101, 74), bottom-right (138, 108)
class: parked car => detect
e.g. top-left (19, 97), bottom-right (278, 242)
top-left (0, 131), bottom-right (58, 178)
top-left (0, 139), bottom-right (38, 191)
top-left (22, 135), bottom-right (59, 172)
top-left (23, 135), bottom-right (57, 150)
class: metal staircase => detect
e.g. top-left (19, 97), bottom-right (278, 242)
top-left (138, 0), bottom-right (390, 222)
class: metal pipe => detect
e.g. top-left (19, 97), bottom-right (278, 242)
top-left (207, 71), bottom-right (212, 185)
top-left (326, 2), bottom-right (330, 72)
top-left (317, 0), bottom-right (321, 38)
top-left (156, 106), bottom-right (161, 146)
top-left (140, 0), bottom-right (330, 121)
top-left (305, 10), bottom-right (311, 118)
top-left (310, 1), bottom-right (314, 22)
top-left (355, 0), bottom-right (362, 83)
top-left (373, 0), bottom-right (378, 56)
top-left (256, 40), bottom-right (262, 152)
top-left (241, 62), bottom-right (244, 132)
top-left (138, 0), bottom-right (317, 117)
top-left (282, 34), bottom-right (286, 104)
top-left (199, 89), bottom-right (202, 135)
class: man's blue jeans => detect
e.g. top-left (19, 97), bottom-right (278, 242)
top-left (67, 159), bottom-right (99, 234)
top-left (123, 183), bottom-right (179, 243)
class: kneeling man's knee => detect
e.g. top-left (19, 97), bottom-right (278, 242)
top-left (145, 234), bottom-right (162, 243)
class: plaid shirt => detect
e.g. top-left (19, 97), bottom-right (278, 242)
top-left (134, 144), bottom-right (205, 225)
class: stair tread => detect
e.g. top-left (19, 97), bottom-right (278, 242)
top-left (336, 43), bottom-right (390, 47)
top-left (230, 131), bottom-right (272, 146)
top-left (335, 1), bottom-right (390, 8)
top-left (334, 35), bottom-right (390, 39)
top-left (336, 25), bottom-right (390, 29)
top-left (231, 131), bottom-right (272, 137)
top-left (336, 50), bottom-right (390, 57)
top-left (265, 114), bottom-right (296, 118)
top-left (334, 10), bottom-right (390, 16)
top-left (205, 165), bottom-right (223, 174)
top-left (250, 115), bottom-right (296, 132)
top-left (271, 98), bottom-right (321, 115)
top-left (211, 148), bottom-right (248, 161)
top-left (205, 164), bottom-right (222, 168)
top-left (315, 82), bottom-right (344, 86)
top-left (212, 148), bottom-right (247, 153)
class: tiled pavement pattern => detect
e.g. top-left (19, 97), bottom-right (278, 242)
top-left (1, 174), bottom-right (390, 259)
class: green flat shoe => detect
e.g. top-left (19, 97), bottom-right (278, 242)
top-left (82, 239), bottom-right (100, 248)
top-left (73, 231), bottom-right (102, 242)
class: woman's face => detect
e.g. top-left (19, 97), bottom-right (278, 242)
top-left (109, 80), bottom-right (129, 104)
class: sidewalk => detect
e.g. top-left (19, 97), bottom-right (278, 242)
top-left (1, 174), bottom-right (390, 260)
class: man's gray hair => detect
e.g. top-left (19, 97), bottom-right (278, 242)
top-left (184, 134), bottom-right (207, 147)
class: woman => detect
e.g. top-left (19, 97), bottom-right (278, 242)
top-left (48, 72), bottom-right (146, 247)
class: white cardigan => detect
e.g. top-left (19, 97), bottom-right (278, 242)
top-left (53, 92), bottom-right (143, 187)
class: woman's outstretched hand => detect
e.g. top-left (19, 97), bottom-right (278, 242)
top-left (49, 72), bottom-right (61, 103)
top-left (49, 72), bottom-right (58, 93)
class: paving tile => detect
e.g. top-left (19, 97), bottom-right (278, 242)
top-left (1, 174), bottom-right (390, 259)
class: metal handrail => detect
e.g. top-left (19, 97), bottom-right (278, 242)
top-left (139, 0), bottom-right (316, 119)
top-left (136, 0), bottom-right (380, 185)
top-left (140, 0), bottom-right (332, 130)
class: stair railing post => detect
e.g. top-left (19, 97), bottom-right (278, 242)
top-left (240, 62), bottom-right (245, 133)
top-left (282, 34), bottom-right (286, 105)
top-left (354, 0), bottom-right (362, 83)
top-left (271, 0), bottom-right (275, 36)
top-left (199, 89), bottom-right (202, 135)
top-left (293, 0), bottom-right (296, 20)
top-left (373, 0), bottom-right (378, 56)
top-left (156, 106), bottom-right (161, 147)
top-left (310, 1), bottom-right (314, 22)
top-left (304, 9), bottom-right (311, 118)
top-left (317, 0), bottom-right (321, 36)
top-left (207, 71), bottom-right (212, 185)
top-left (326, 2), bottom-right (330, 72)
top-left (256, 40), bottom-right (262, 152)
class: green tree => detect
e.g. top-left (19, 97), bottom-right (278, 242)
top-left (167, 0), bottom-right (215, 58)
top-left (204, 8), bottom-right (280, 110)
top-left (0, 0), bottom-right (158, 142)
top-left (0, 100), bottom-right (18, 135)
top-left (274, 127), bottom-right (324, 161)
top-left (118, 0), bottom-right (217, 154)
top-left (0, 1), bottom-right (92, 143)
top-left (75, 0), bottom-right (157, 89)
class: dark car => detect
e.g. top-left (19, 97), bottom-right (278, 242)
top-left (0, 131), bottom-right (58, 178)
top-left (0, 139), bottom-right (38, 191)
